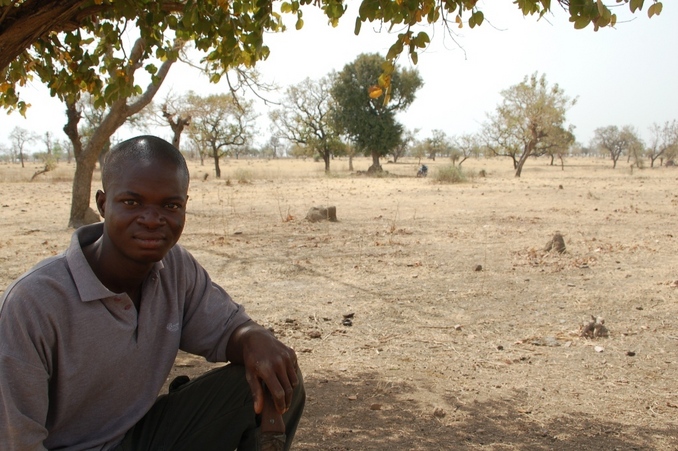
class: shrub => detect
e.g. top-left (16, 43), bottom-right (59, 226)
top-left (434, 165), bottom-right (466, 184)
top-left (234, 168), bottom-right (254, 184)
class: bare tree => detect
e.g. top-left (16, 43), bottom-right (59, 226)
top-left (591, 125), bottom-right (642, 169)
top-left (270, 76), bottom-right (343, 172)
top-left (482, 73), bottom-right (576, 177)
top-left (647, 120), bottom-right (678, 167)
top-left (390, 128), bottom-right (418, 163)
top-left (186, 92), bottom-right (255, 178)
top-left (452, 133), bottom-right (481, 167)
top-left (158, 93), bottom-right (192, 150)
top-left (9, 126), bottom-right (35, 168)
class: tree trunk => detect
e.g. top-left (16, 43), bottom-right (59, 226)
top-left (515, 144), bottom-right (534, 178)
top-left (323, 152), bottom-right (330, 172)
top-left (68, 153), bottom-right (99, 228)
top-left (348, 154), bottom-right (353, 171)
top-left (368, 151), bottom-right (382, 173)
top-left (19, 151), bottom-right (25, 168)
top-left (213, 151), bottom-right (221, 178)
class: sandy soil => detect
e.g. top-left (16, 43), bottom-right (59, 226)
top-left (1, 156), bottom-right (677, 450)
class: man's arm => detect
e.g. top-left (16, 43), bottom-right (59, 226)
top-left (0, 353), bottom-right (49, 450)
top-left (225, 320), bottom-right (299, 415)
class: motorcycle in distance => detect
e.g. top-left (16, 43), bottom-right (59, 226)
top-left (416, 164), bottom-right (428, 178)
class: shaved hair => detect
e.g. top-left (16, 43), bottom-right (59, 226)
top-left (102, 136), bottom-right (190, 191)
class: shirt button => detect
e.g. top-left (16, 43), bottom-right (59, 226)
top-left (124, 304), bottom-right (132, 310)
top-left (114, 297), bottom-right (121, 302)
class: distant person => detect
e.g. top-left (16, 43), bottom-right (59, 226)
top-left (417, 164), bottom-right (428, 177)
top-left (0, 135), bottom-right (304, 450)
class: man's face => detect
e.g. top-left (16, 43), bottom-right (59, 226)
top-left (97, 158), bottom-right (188, 266)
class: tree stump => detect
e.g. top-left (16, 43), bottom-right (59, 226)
top-left (305, 206), bottom-right (338, 223)
top-left (544, 232), bottom-right (566, 253)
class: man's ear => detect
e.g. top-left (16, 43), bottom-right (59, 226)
top-left (95, 190), bottom-right (106, 218)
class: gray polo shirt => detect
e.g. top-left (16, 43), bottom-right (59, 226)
top-left (0, 223), bottom-right (251, 450)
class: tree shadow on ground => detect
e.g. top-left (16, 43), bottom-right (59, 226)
top-left (295, 370), bottom-right (676, 451)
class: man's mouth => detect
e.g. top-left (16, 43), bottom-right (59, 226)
top-left (134, 235), bottom-right (165, 248)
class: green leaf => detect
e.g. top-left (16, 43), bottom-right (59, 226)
top-left (596, 0), bottom-right (605, 17)
top-left (413, 32), bottom-right (430, 48)
top-left (573, 17), bottom-right (590, 29)
top-left (354, 17), bottom-right (362, 35)
top-left (295, 18), bottom-right (304, 30)
top-left (630, 0), bottom-right (643, 13)
top-left (648, 2), bottom-right (662, 17)
top-left (472, 11), bottom-right (484, 27)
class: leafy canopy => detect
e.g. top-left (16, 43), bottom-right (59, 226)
top-left (0, 0), bottom-right (664, 113)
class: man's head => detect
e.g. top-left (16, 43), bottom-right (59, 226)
top-left (102, 135), bottom-right (189, 192)
top-left (96, 136), bottom-right (190, 267)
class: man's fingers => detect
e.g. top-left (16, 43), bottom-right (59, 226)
top-left (246, 371), bottom-right (265, 414)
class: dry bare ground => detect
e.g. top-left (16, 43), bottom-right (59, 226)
top-left (1, 157), bottom-right (677, 450)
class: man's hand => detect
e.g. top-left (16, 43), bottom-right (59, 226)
top-left (226, 320), bottom-right (299, 415)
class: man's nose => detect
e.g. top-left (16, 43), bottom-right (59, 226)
top-left (137, 207), bottom-right (166, 226)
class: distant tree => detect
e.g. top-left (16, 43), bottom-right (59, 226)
top-left (647, 121), bottom-right (678, 167)
top-left (410, 140), bottom-right (427, 165)
top-left (424, 129), bottom-right (453, 162)
top-left (159, 94), bottom-right (192, 150)
top-left (591, 125), bottom-right (642, 169)
top-left (570, 141), bottom-right (594, 158)
top-left (41, 132), bottom-right (54, 156)
top-left (483, 73), bottom-right (576, 177)
top-left (390, 128), bottom-right (418, 163)
top-left (51, 140), bottom-right (65, 162)
top-left (9, 126), bottom-right (35, 168)
top-left (289, 144), bottom-right (312, 160)
top-left (266, 136), bottom-right (284, 159)
top-left (331, 53), bottom-right (422, 173)
top-left (452, 133), bottom-right (480, 167)
top-left (187, 92), bottom-right (255, 178)
top-left (270, 76), bottom-right (342, 171)
top-left (0, 144), bottom-right (10, 163)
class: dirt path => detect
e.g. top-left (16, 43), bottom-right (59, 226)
top-left (1, 157), bottom-right (676, 449)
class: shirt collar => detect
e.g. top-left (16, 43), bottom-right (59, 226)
top-left (66, 223), bottom-right (164, 302)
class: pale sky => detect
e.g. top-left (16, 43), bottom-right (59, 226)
top-left (1, 2), bottom-right (676, 152)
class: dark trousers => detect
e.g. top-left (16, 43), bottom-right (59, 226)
top-left (115, 364), bottom-right (305, 451)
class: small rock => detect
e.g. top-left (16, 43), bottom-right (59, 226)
top-left (594, 346), bottom-right (605, 353)
top-left (626, 351), bottom-right (636, 357)
top-left (308, 330), bottom-right (322, 339)
top-left (347, 395), bottom-right (358, 401)
top-left (433, 407), bottom-right (446, 418)
top-left (342, 318), bottom-right (353, 327)
top-left (343, 312), bottom-right (355, 319)
top-left (370, 403), bottom-right (382, 411)
top-left (454, 324), bottom-right (462, 331)
top-left (474, 264), bottom-right (483, 272)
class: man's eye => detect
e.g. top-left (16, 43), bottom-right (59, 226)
top-left (123, 200), bottom-right (138, 206)
top-left (166, 203), bottom-right (182, 210)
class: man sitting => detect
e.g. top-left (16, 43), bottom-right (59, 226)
top-left (0, 135), bottom-right (304, 450)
